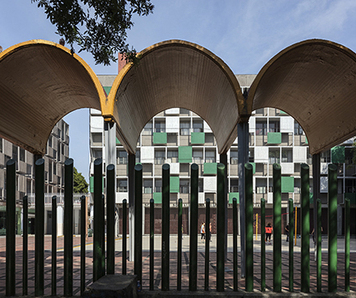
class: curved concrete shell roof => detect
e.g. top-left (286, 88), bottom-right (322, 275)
top-left (0, 40), bottom-right (105, 155)
top-left (249, 39), bottom-right (356, 155)
top-left (105, 40), bottom-right (243, 154)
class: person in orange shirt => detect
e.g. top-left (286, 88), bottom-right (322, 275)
top-left (265, 223), bottom-right (273, 243)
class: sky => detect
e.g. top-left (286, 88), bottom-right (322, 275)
top-left (2, 0), bottom-right (356, 181)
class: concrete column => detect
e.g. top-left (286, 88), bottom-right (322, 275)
top-left (128, 153), bottom-right (135, 261)
top-left (238, 121), bottom-right (249, 277)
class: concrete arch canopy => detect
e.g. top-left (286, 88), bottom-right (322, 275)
top-left (105, 40), bottom-right (244, 154)
top-left (0, 40), bottom-right (105, 155)
top-left (249, 39), bottom-right (356, 155)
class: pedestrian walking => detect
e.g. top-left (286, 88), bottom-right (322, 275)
top-left (265, 223), bottom-right (272, 244)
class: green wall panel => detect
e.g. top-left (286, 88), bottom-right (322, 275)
top-left (178, 146), bottom-right (192, 163)
top-left (191, 132), bottom-right (205, 144)
top-left (204, 163), bottom-right (217, 174)
top-left (116, 137), bottom-right (121, 145)
top-left (250, 162), bottom-right (256, 174)
top-left (331, 146), bottom-right (345, 163)
top-left (267, 132), bottom-right (282, 144)
top-left (229, 193), bottom-right (239, 204)
top-left (281, 176), bottom-right (294, 193)
top-left (170, 176), bottom-right (179, 193)
top-left (103, 86), bottom-right (112, 95)
top-left (153, 193), bottom-right (162, 204)
top-left (89, 176), bottom-right (104, 193)
top-left (153, 132), bottom-right (167, 144)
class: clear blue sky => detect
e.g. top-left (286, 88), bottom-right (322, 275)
top-left (2, 0), bottom-right (356, 181)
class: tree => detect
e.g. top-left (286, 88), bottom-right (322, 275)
top-left (32, 0), bottom-right (154, 65)
top-left (74, 167), bottom-right (89, 193)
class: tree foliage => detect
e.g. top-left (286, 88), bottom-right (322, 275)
top-left (74, 167), bottom-right (89, 193)
top-left (32, 0), bottom-right (154, 65)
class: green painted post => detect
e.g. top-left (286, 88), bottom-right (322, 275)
top-left (233, 198), bottom-right (238, 291)
top-left (261, 198), bottom-right (266, 292)
top-left (301, 163), bottom-right (310, 293)
top-left (23, 195), bottom-right (28, 296)
top-left (273, 163), bottom-right (282, 292)
top-left (317, 199), bottom-right (321, 292)
top-left (134, 164), bottom-right (143, 283)
top-left (81, 195), bottom-right (86, 295)
top-left (52, 196), bottom-right (57, 296)
top-left (107, 164), bottom-right (115, 275)
top-left (35, 158), bottom-right (45, 296)
top-left (217, 163), bottom-right (226, 292)
top-left (162, 164), bottom-right (170, 291)
top-left (6, 159), bottom-right (15, 296)
top-left (289, 198), bottom-right (294, 292)
top-left (345, 198), bottom-right (350, 292)
top-left (93, 158), bottom-right (104, 281)
top-left (328, 164), bottom-right (337, 293)
top-left (178, 198), bottom-right (183, 291)
top-left (64, 158), bottom-right (73, 296)
top-left (150, 199), bottom-right (154, 290)
top-left (190, 163), bottom-right (198, 291)
top-left (245, 163), bottom-right (253, 292)
top-left (122, 199), bottom-right (127, 275)
top-left (205, 198), bottom-right (211, 291)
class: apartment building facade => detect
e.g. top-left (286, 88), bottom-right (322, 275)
top-left (91, 75), bottom-right (356, 236)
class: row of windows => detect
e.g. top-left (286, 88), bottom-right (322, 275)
top-left (255, 120), bottom-right (304, 136)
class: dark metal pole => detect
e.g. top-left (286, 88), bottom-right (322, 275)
top-left (6, 159), bottom-right (16, 296)
top-left (35, 158), bottom-right (45, 296)
top-left (162, 164), bottom-right (170, 291)
top-left (312, 154), bottom-right (320, 257)
top-left (245, 163), bottom-right (253, 292)
top-left (301, 163), bottom-right (310, 293)
top-left (317, 199), bottom-right (322, 292)
top-left (134, 164), bottom-right (143, 284)
top-left (328, 164), bottom-right (337, 293)
top-left (122, 199), bottom-right (127, 275)
top-left (289, 198), bottom-right (294, 292)
top-left (233, 198), bottom-right (238, 291)
top-left (52, 195), bottom-right (57, 296)
top-left (150, 198), bottom-right (154, 290)
top-left (107, 164), bottom-right (115, 275)
top-left (64, 158), bottom-right (73, 296)
top-left (81, 195), bottom-right (86, 295)
top-left (273, 163), bottom-right (281, 292)
top-left (261, 198), bottom-right (266, 292)
top-left (178, 198), bottom-right (183, 291)
top-left (345, 198), bottom-right (350, 292)
top-left (189, 163), bottom-right (198, 291)
top-left (205, 198), bottom-right (211, 291)
top-left (217, 163), bottom-right (226, 292)
top-left (23, 195), bottom-right (28, 296)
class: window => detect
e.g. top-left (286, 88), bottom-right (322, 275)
top-left (53, 162), bottom-right (56, 175)
top-left (180, 120), bottom-right (190, 135)
top-left (321, 150), bottom-right (331, 163)
top-left (92, 133), bottom-right (102, 146)
top-left (256, 186), bottom-right (267, 194)
top-left (0, 138), bottom-right (2, 153)
top-left (167, 150), bottom-right (178, 163)
top-left (155, 179), bottom-right (162, 192)
top-left (256, 120), bottom-right (267, 135)
top-left (230, 150), bottom-right (238, 164)
top-left (230, 179), bottom-right (239, 192)
top-left (155, 150), bottom-right (165, 165)
top-left (249, 149), bottom-right (254, 162)
top-left (143, 121), bottom-right (153, 135)
top-left (281, 148), bottom-right (292, 162)
top-left (269, 149), bottom-right (280, 164)
top-left (193, 120), bottom-right (203, 132)
top-left (198, 179), bottom-right (203, 192)
top-left (143, 179), bottom-right (153, 194)
top-left (26, 164), bottom-right (32, 176)
top-left (205, 150), bottom-right (216, 163)
top-left (269, 120), bottom-right (280, 132)
top-left (180, 179), bottom-right (189, 194)
top-left (49, 161), bottom-right (53, 182)
top-left (48, 135), bottom-right (52, 147)
top-left (117, 150), bottom-right (128, 164)
top-left (12, 145), bottom-right (18, 162)
top-left (294, 121), bottom-right (304, 135)
top-left (192, 149), bottom-right (203, 164)
top-left (19, 148), bottom-right (25, 162)
top-left (92, 149), bottom-right (102, 160)
top-left (135, 149), bottom-right (140, 164)
top-left (155, 120), bottom-right (165, 132)
top-left (117, 179), bottom-right (127, 192)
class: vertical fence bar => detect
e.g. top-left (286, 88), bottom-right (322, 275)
top-left (233, 198), bottom-right (238, 291)
top-left (217, 163), bottom-right (226, 292)
top-left (317, 199), bottom-right (322, 292)
top-left (23, 195), bottom-right (28, 296)
top-left (107, 164), bottom-right (115, 275)
top-left (189, 163), bottom-right (198, 291)
top-left (205, 198), bottom-right (211, 291)
top-left (6, 159), bottom-right (15, 296)
top-left (122, 199), bottom-right (127, 275)
top-left (134, 164), bottom-right (143, 284)
top-left (328, 164), bottom-right (337, 293)
top-left (52, 196), bottom-right (57, 296)
top-left (345, 198), bottom-right (350, 292)
top-left (93, 158), bottom-right (104, 281)
top-left (294, 207), bottom-right (297, 246)
top-left (150, 199), bottom-right (154, 290)
top-left (64, 158), bottom-right (74, 296)
top-left (245, 163), bottom-right (253, 292)
top-left (81, 195), bottom-right (86, 294)
top-left (178, 198), bottom-right (183, 291)
top-left (255, 214), bottom-right (258, 240)
top-left (261, 198), bottom-right (265, 292)
top-left (273, 163), bottom-right (282, 292)
top-left (35, 158), bottom-right (45, 296)
top-left (289, 198), bottom-right (294, 292)
top-left (301, 163), bottom-right (310, 293)
top-left (162, 164), bottom-right (170, 291)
